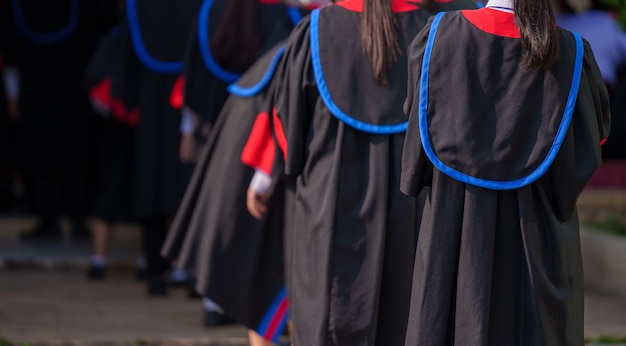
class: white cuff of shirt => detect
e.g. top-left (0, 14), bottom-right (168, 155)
top-left (180, 106), bottom-right (198, 134)
top-left (249, 169), bottom-right (275, 196)
top-left (2, 66), bottom-right (20, 99)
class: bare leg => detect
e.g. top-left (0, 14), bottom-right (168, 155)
top-left (86, 218), bottom-right (112, 279)
top-left (92, 218), bottom-right (113, 258)
top-left (248, 329), bottom-right (274, 346)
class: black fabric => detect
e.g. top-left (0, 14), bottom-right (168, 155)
top-left (317, 7), bottom-right (430, 127)
top-left (602, 78), bottom-right (626, 158)
top-left (230, 43), bottom-right (286, 89)
top-left (414, 14), bottom-right (589, 182)
top-left (92, 120), bottom-right (135, 222)
top-left (163, 46), bottom-right (289, 332)
top-left (82, 24), bottom-right (137, 222)
top-left (1, 0), bottom-right (108, 171)
top-left (270, 3), bottom-right (474, 344)
top-left (0, 0), bottom-right (114, 224)
top-left (82, 28), bottom-right (122, 92)
top-left (112, 0), bottom-right (202, 219)
top-left (400, 12), bottom-right (611, 345)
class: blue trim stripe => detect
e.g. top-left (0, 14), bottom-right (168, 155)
top-left (12, 0), bottom-right (80, 46)
top-left (198, 0), bottom-right (242, 83)
top-left (127, 0), bottom-right (183, 73)
top-left (310, 10), bottom-right (408, 134)
top-left (228, 45), bottom-right (287, 98)
top-left (418, 13), bottom-right (584, 190)
top-left (475, 1), bottom-right (485, 8)
top-left (287, 7), bottom-right (304, 26)
top-left (256, 286), bottom-right (289, 343)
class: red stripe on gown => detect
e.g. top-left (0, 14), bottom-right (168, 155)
top-left (241, 112), bottom-right (276, 174)
top-left (170, 75), bottom-right (185, 110)
top-left (264, 298), bottom-right (289, 341)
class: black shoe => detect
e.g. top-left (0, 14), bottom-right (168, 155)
top-left (204, 310), bottom-right (236, 327)
top-left (147, 276), bottom-right (167, 296)
top-left (85, 265), bottom-right (107, 280)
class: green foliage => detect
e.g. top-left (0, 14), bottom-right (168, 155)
top-left (593, 334), bottom-right (626, 344)
top-left (0, 338), bottom-right (11, 346)
top-left (597, 0), bottom-right (626, 27)
top-left (589, 213), bottom-right (626, 237)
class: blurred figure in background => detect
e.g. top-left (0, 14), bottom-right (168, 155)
top-left (0, 53), bottom-right (27, 214)
top-left (162, 0), bottom-right (313, 335)
top-left (555, 0), bottom-right (626, 158)
top-left (0, 0), bottom-right (114, 239)
top-left (81, 0), bottom-right (140, 280)
top-left (111, 0), bottom-right (203, 295)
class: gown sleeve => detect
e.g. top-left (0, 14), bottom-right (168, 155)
top-left (272, 16), bottom-right (315, 177)
top-left (581, 39), bottom-right (612, 143)
top-left (400, 19), bottom-right (435, 197)
top-left (544, 38), bottom-right (611, 222)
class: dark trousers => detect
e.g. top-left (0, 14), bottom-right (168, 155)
top-left (31, 169), bottom-right (87, 233)
top-left (141, 217), bottom-right (169, 278)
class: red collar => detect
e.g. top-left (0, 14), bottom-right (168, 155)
top-left (461, 8), bottom-right (520, 38)
top-left (337, 0), bottom-right (419, 12)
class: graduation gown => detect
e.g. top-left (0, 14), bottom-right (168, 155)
top-left (400, 9), bottom-right (611, 345)
top-left (182, 0), bottom-right (306, 129)
top-left (112, 0), bottom-right (203, 219)
top-left (162, 44), bottom-right (290, 342)
top-left (0, 0), bottom-right (108, 171)
top-left (81, 28), bottom-right (136, 222)
top-left (270, 0), bottom-right (476, 344)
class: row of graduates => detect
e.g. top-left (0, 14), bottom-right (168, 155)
top-left (157, 0), bottom-right (611, 345)
top-left (0, 0), bottom-right (120, 236)
top-left (84, 0), bottom-right (608, 344)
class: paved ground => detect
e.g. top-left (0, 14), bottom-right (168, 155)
top-left (0, 271), bottom-right (251, 345)
top-left (1, 216), bottom-right (626, 345)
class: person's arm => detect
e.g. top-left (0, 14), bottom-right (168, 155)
top-left (3, 65), bottom-right (20, 120)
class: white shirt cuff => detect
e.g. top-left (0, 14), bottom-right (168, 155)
top-left (249, 169), bottom-right (275, 196)
top-left (2, 66), bottom-right (20, 99)
top-left (180, 106), bottom-right (197, 134)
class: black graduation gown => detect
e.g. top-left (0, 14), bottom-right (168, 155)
top-left (400, 9), bottom-right (611, 345)
top-left (270, 0), bottom-right (475, 344)
top-left (0, 56), bottom-right (11, 172)
top-left (182, 0), bottom-right (306, 129)
top-left (162, 44), bottom-right (290, 342)
top-left (82, 28), bottom-right (136, 222)
top-left (0, 0), bottom-right (105, 171)
top-left (112, 0), bottom-right (203, 219)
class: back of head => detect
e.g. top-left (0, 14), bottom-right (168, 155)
top-left (514, 0), bottom-right (560, 70)
top-left (210, 0), bottom-right (262, 71)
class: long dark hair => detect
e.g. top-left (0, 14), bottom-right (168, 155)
top-left (210, 0), bottom-right (262, 71)
top-left (362, 0), bottom-right (401, 88)
top-left (514, 0), bottom-right (560, 70)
